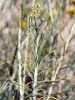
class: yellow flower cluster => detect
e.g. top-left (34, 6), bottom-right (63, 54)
top-left (31, 3), bottom-right (42, 18)
top-left (21, 20), bottom-right (27, 30)
top-left (66, 8), bottom-right (75, 14)
top-left (21, 9), bottom-right (30, 30)
top-left (66, 0), bottom-right (75, 15)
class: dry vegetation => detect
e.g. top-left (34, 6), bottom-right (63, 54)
top-left (0, 0), bottom-right (75, 100)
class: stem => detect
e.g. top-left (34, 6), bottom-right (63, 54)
top-left (33, 32), bottom-right (41, 100)
top-left (33, 37), bottom-right (39, 100)
top-left (48, 0), bottom-right (53, 23)
top-left (22, 19), bottom-right (29, 99)
top-left (32, 0), bottom-right (36, 6)
top-left (18, 1), bottom-right (24, 100)
top-left (18, 28), bottom-right (23, 100)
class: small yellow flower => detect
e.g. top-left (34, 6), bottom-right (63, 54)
top-left (21, 20), bottom-right (27, 30)
top-left (66, 8), bottom-right (75, 14)
top-left (35, 2), bottom-right (41, 8)
top-left (31, 7), bottom-right (35, 13)
top-left (37, 9), bottom-right (41, 14)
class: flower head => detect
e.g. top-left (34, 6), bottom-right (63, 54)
top-left (21, 20), bottom-right (27, 30)
top-left (35, 2), bottom-right (41, 8)
top-left (31, 3), bottom-right (42, 18)
top-left (66, 8), bottom-right (75, 14)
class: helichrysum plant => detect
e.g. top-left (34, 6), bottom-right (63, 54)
top-left (1, 1), bottom-right (75, 100)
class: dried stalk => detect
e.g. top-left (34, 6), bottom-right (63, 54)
top-left (22, 15), bottom-right (30, 98)
top-left (33, 32), bottom-right (41, 100)
top-left (18, 1), bottom-right (23, 100)
top-left (18, 28), bottom-right (23, 100)
top-left (48, 0), bottom-right (53, 23)
top-left (46, 23), bottom-right (75, 100)
top-left (32, 0), bottom-right (36, 6)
